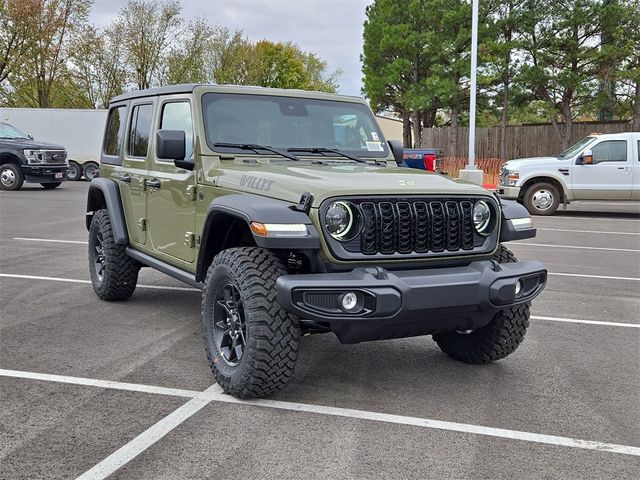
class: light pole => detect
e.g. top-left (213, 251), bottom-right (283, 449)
top-left (458, 0), bottom-right (484, 186)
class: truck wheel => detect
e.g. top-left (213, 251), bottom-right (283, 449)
top-left (201, 247), bottom-right (299, 398)
top-left (83, 162), bottom-right (100, 181)
top-left (88, 209), bottom-right (139, 301)
top-left (0, 163), bottom-right (24, 191)
top-left (433, 245), bottom-right (530, 364)
top-left (67, 161), bottom-right (82, 181)
top-left (41, 182), bottom-right (61, 190)
top-left (523, 182), bottom-right (560, 215)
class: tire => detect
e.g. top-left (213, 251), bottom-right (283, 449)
top-left (0, 163), bottom-right (24, 191)
top-left (433, 245), bottom-right (530, 364)
top-left (83, 162), bottom-right (100, 181)
top-left (523, 181), bottom-right (560, 215)
top-left (88, 209), bottom-right (139, 301)
top-left (67, 161), bottom-right (82, 181)
top-left (41, 182), bottom-right (61, 189)
top-left (201, 247), bottom-right (299, 398)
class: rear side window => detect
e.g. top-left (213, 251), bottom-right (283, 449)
top-left (160, 102), bottom-right (193, 160)
top-left (128, 104), bottom-right (154, 157)
top-left (104, 106), bottom-right (126, 156)
top-left (591, 140), bottom-right (627, 163)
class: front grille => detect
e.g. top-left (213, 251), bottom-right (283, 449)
top-left (499, 166), bottom-right (508, 186)
top-left (331, 197), bottom-right (493, 258)
top-left (42, 150), bottom-right (67, 164)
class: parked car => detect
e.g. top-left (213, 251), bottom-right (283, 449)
top-left (498, 132), bottom-right (640, 215)
top-left (0, 107), bottom-right (104, 181)
top-left (86, 84), bottom-right (546, 399)
top-left (401, 148), bottom-right (444, 172)
top-left (0, 122), bottom-right (68, 191)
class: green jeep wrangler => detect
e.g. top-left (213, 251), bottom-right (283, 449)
top-left (86, 84), bottom-right (547, 398)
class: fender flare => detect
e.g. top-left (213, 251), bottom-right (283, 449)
top-left (86, 178), bottom-right (129, 244)
top-left (498, 199), bottom-right (536, 242)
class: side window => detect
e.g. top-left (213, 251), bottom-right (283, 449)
top-left (591, 140), bottom-right (627, 164)
top-left (104, 106), bottom-right (126, 156)
top-left (128, 104), bottom-right (154, 158)
top-left (160, 102), bottom-right (193, 160)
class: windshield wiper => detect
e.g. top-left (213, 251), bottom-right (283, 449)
top-left (214, 142), bottom-right (300, 162)
top-left (286, 147), bottom-right (374, 165)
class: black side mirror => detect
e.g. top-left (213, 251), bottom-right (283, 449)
top-left (388, 140), bottom-right (403, 165)
top-left (28, 134), bottom-right (33, 140)
top-left (156, 129), bottom-right (193, 171)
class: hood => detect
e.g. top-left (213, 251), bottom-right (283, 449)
top-left (210, 160), bottom-right (491, 207)
top-left (504, 156), bottom-right (562, 169)
top-left (0, 137), bottom-right (66, 150)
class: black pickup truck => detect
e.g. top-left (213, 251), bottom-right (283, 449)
top-left (0, 122), bottom-right (68, 191)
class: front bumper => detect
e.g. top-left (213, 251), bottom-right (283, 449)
top-left (498, 185), bottom-right (521, 199)
top-left (276, 260), bottom-right (546, 343)
top-left (23, 164), bottom-right (68, 183)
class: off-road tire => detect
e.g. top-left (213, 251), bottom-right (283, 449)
top-left (523, 181), bottom-right (560, 216)
top-left (41, 182), bottom-right (61, 189)
top-left (67, 161), bottom-right (82, 181)
top-left (88, 209), bottom-right (139, 301)
top-left (201, 247), bottom-right (299, 398)
top-left (433, 245), bottom-right (530, 364)
top-left (0, 163), bottom-right (24, 191)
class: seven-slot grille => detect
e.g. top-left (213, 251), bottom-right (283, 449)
top-left (352, 199), bottom-right (477, 255)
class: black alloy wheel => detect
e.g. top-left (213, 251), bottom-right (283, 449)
top-left (213, 282), bottom-right (247, 366)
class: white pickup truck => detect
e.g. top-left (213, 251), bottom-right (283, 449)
top-left (498, 132), bottom-right (640, 215)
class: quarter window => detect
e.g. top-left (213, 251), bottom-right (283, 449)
top-left (104, 106), bottom-right (126, 156)
top-left (160, 102), bottom-right (194, 160)
top-left (591, 140), bottom-right (627, 164)
top-left (128, 104), bottom-right (154, 157)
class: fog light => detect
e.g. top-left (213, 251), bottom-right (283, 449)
top-left (341, 292), bottom-right (359, 311)
top-left (515, 279), bottom-right (524, 297)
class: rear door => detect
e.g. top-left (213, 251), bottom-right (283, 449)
top-left (145, 95), bottom-right (197, 264)
top-left (571, 137), bottom-right (633, 200)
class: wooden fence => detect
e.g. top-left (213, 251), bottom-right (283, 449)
top-left (422, 121), bottom-right (633, 160)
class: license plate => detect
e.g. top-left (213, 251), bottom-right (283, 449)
top-left (55, 172), bottom-right (63, 179)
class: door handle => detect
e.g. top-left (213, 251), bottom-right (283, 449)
top-left (117, 174), bottom-right (131, 183)
top-left (145, 178), bottom-right (161, 189)
top-left (617, 167), bottom-right (625, 170)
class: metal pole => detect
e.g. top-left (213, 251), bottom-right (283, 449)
top-left (467, 0), bottom-right (479, 169)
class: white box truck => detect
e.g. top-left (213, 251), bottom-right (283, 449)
top-left (0, 107), bottom-right (107, 181)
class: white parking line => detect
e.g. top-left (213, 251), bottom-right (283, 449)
top-left (0, 368), bottom-right (199, 398)
top-left (508, 242), bottom-right (640, 253)
top-left (13, 237), bottom-right (88, 244)
top-left (531, 316), bottom-right (640, 329)
top-left (0, 368), bottom-right (637, 470)
top-left (77, 384), bottom-right (223, 480)
top-left (537, 228), bottom-right (640, 236)
top-left (548, 272), bottom-right (640, 282)
top-left (0, 273), bottom-right (199, 292)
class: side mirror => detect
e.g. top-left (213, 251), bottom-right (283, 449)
top-left (388, 140), bottom-right (403, 165)
top-left (28, 134), bottom-right (33, 140)
top-left (578, 149), bottom-right (593, 165)
top-left (156, 129), bottom-right (193, 171)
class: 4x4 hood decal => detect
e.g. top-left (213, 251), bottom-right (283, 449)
top-left (211, 161), bottom-right (490, 207)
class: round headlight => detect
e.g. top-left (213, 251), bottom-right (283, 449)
top-left (473, 201), bottom-right (491, 235)
top-left (325, 201), bottom-right (354, 240)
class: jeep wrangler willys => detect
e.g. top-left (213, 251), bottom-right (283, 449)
top-left (86, 84), bottom-right (547, 398)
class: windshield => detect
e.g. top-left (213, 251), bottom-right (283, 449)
top-left (201, 93), bottom-right (388, 158)
top-left (557, 136), bottom-right (596, 158)
top-left (0, 122), bottom-right (29, 139)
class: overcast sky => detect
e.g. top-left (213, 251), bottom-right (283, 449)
top-left (90, 0), bottom-right (373, 96)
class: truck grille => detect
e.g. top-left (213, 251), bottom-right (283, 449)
top-left (499, 166), bottom-right (508, 186)
top-left (43, 150), bottom-right (67, 164)
top-left (358, 199), bottom-right (475, 255)
top-left (324, 197), bottom-right (498, 259)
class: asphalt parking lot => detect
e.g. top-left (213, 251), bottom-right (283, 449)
top-left (1, 181), bottom-right (639, 479)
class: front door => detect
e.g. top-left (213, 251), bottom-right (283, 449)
top-left (146, 97), bottom-right (197, 263)
top-left (571, 138), bottom-right (633, 200)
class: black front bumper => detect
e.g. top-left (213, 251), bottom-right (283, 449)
top-left (23, 165), bottom-right (68, 183)
top-left (276, 260), bottom-right (546, 343)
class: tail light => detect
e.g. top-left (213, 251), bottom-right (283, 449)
top-left (424, 153), bottom-right (437, 172)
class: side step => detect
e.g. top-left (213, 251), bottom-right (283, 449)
top-left (126, 248), bottom-right (204, 290)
